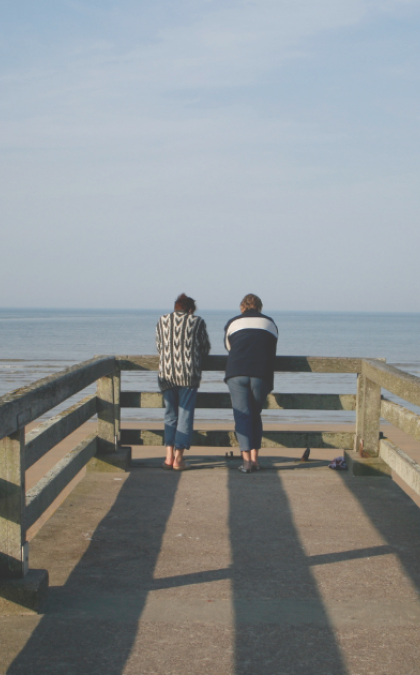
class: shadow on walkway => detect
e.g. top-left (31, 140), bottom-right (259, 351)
top-left (339, 473), bottom-right (420, 594)
top-left (228, 469), bottom-right (348, 675)
top-left (6, 462), bottom-right (357, 675)
top-left (7, 470), bottom-right (182, 675)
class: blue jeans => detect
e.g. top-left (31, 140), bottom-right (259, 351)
top-left (227, 376), bottom-right (270, 453)
top-left (163, 387), bottom-right (198, 450)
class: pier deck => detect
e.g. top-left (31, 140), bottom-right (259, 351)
top-left (2, 444), bottom-right (420, 675)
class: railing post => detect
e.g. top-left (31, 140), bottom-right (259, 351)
top-left (97, 372), bottom-right (118, 454)
top-left (0, 428), bottom-right (27, 579)
top-left (113, 370), bottom-right (121, 449)
top-left (354, 372), bottom-right (381, 457)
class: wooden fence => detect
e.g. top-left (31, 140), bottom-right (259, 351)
top-left (1, 354), bottom-right (420, 582)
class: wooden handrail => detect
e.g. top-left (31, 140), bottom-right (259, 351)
top-left (0, 356), bottom-right (114, 438)
top-left (120, 391), bottom-right (356, 411)
top-left (116, 355), bottom-right (368, 373)
top-left (25, 395), bottom-right (97, 469)
top-left (363, 359), bottom-right (420, 408)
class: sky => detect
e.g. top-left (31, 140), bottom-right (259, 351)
top-left (1, 0), bottom-right (419, 311)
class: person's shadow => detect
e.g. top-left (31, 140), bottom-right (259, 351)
top-left (7, 469), bottom-right (182, 675)
top-left (228, 467), bottom-right (348, 675)
top-left (10, 460), bottom-right (397, 674)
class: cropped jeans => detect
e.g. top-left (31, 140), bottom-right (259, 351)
top-left (227, 376), bottom-right (270, 453)
top-left (163, 386), bottom-right (198, 450)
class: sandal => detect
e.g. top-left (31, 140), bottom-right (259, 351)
top-left (162, 462), bottom-right (173, 470)
top-left (173, 462), bottom-right (191, 471)
top-left (238, 465), bottom-right (252, 473)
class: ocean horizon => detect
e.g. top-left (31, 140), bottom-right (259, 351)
top-left (1, 308), bottom-right (419, 424)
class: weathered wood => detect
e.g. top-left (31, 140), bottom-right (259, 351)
top-left (379, 438), bottom-right (420, 496)
top-left (116, 355), bottom-right (366, 373)
top-left (363, 359), bottom-right (420, 409)
top-left (24, 395), bottom-right (97, 470)
top-left (363, 377), bottom-right (382, 457)
top-left (113, 372), bottom-right (121, 446)
top-left (354, 374), bottom-right (366, 453)
top-left (0, 357), bottom-right (115, 439)
top-left (25, 434), bottom-right (97, 530)
top-left (265, 393), bottom-right (356, 411)
top-left (0, 430), bottom-right (26, 579)
top-left (381, 399), bottom-right (420, 444)
top-left (120, 391), bottom-right (356, 411)
top-left (97, 375), bottom-right (117, 454)
top-left (120, 428), bottom-right (354, 449)
top-left (272, 357), bottom-right (363, 373)
top-left (116, 355), bottom-right (159, 371)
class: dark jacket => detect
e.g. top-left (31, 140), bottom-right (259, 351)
top-left (224, 309), bottom-right (278, 389)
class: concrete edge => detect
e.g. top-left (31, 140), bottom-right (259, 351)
top-left (344, 450), bottom-right (392, 477)
top-left (87, 447), bottom-right (132, 472)
top-left (0, 569), bottom-right (49, 615)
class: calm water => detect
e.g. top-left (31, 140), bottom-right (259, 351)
top-left (0, 309), bottom-right (419, 423)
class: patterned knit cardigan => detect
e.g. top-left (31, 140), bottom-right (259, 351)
top-left (156, 311), bottom-right (211, 391)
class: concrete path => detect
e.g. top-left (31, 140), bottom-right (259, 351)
top-left (2, 458), bottom-right (420, 674)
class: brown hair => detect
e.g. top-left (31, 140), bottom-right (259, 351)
top-left (174, 293), bottom-right (196, 314)
top-left (240, 293), bottom-right (263, 312)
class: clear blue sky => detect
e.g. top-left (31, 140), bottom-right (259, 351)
top-left (1, 0), bottom-right (419, 311)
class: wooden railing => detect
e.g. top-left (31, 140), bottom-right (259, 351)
top-left (117, 356), bottom-right (359, 450)
top-left (1, 354), bottom-right (420, 583)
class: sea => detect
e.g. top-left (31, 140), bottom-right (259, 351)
top-left (0, 308), bottom-right (419, 424)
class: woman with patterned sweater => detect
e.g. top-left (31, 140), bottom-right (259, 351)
top-left (156, 294), bottom-right (211, 470)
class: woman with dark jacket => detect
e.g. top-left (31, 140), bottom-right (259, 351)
top-left (156, 293), bottom-right (210, 470)
top-left (224, 294), bottom-right (278, 473)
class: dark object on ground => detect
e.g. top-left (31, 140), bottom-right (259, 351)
top-left (301, 448), bottom-right (311, 462)
top-left (329, 456), bottom-right (348, 471)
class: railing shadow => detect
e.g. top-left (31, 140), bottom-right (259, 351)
top-left (7, 469), bottom-right (182, 675)
top-left (339, 473), bottom-right (420, 594)
top-left (228, 468), bottom-right (348, 675)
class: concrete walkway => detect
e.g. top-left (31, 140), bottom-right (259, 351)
top-left (2, 456), bottom-right (420, 674)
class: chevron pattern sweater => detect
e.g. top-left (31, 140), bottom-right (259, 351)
top-left (156, 311), bottom-right (211, 391)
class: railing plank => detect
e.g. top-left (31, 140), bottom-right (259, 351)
top-left (120, 391), bottom-right (356, 411)
top-left (116, 355), bottom-right (366, 373)
top-left (25, 395), bottom-right (97, 469)
top-left (363, 360), bottom-right (420, 409)
top-left (121, 428), bottom-right (354, 449)
top-left (25, 434), bottom-right (97, 530)
top-left (381, 399), bottom-right (420, 444)
top-left (380, 439), bottom-right (420, 496)
top-left (0, 357), bottom-right (115, 439)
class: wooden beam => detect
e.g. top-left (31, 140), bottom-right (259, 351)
top-left (120, 428), bottom-right (354, 449)
top-left (354, 373), bottom-right (366, 453)
top-left (381, 399), bottom-right (420, 444)
top-left (97, 374), bottom-right (118, 454)
top-left (363, 359), bottom-right (420, 409)
top-left (116, 355), bottom-right (366, 373)
top-left (363, 376), bottom-right (382, 457)
top-left (25, 434), bottom-right (97, 530)
top-left (120, 391), bottom-right (356, 411)
top-left (25, 395), bottom-right (97, 470)
top-left (113, 371), bottom-right (121, 446)
top-left (0, 357), bottom-right (115, 439)
top-left (0, 429), bottom-right (26, 579)
top-left (379, 439), bottom-right (420, 496)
